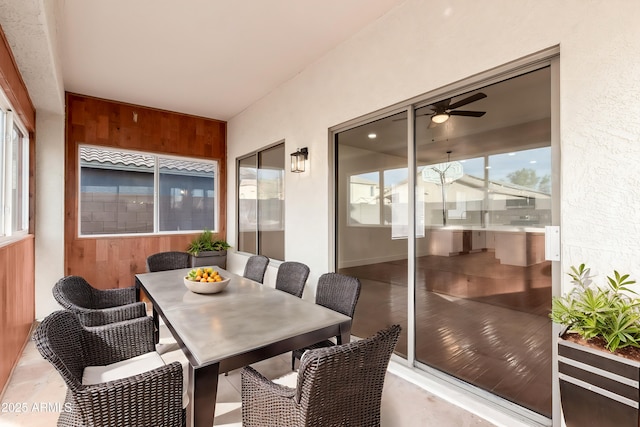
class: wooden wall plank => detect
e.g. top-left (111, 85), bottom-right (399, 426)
top-left (0, 237), bottom-right (35, 396)
top-left (65, 93), bottom-right (227, 290)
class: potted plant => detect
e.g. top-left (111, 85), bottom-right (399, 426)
top-left (187, 229), bottom-right (231, 269)
top-left (551, 264), bottom-right (640, 427)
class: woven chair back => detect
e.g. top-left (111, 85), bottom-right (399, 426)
top-left (275, 261), bottom-right (310, 298)
top-left (146, 251), bottom-right (191, 272)
top-left (53, 275), bottom-right (94, 310)
top-left (315, 273), bottom-right (361, 318)
top-left (296, 324), bottom-right (401, 425)
top-left (243, 255), bottom-right (269, 283)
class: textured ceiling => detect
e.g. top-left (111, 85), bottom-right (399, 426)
top-left (0, 0), bottom-right (65, 114)
top-left (1, 0), bottom-right (406, 120)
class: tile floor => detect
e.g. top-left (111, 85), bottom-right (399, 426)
top-left (0, 333), bottom-right (495, 427)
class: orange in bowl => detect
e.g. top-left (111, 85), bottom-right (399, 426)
top-left (184, 273), bottom-right (230, 294)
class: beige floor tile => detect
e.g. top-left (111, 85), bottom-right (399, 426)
top-left (1, 337), bottom-right (496, 427)
top-left (382, 372), bottom-right (491, 427)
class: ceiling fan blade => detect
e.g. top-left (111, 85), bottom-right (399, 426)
top-left (431, 99), bottom-right (451, 110)
top-left (449, 110), bottom-right (486, 117)
top-left (447, 92), bottom-right (487, 110)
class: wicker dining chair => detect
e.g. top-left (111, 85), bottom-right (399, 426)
top-left (291, 272), bottom-right (361, 369)
top-left (34, 310), bottom-right (185, 427)
top-left (146, 251), bottom-right (191, 272)
top-left (275, 261), bottom-right (310, 298)
top-left (243, 255), bottom-right (270, 283)
top-left (241, 324), bottom-right (401, 427)
top-left (53, 275), bottom-right (147, 326)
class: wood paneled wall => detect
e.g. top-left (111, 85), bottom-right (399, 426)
top-left (0, 237), bottom-right (35, 396)
top-left (65, 93), bottom-right (227, 289)
top-left (0, 25), bottom-right (37, 236)
top-left (0, 25), bottom-right (36, 397)
top-left (0, 26), bottom-right (35, 132)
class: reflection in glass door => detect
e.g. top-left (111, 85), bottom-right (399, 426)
top-left (336, 111), bottom-right (409, 356)
top-left (414, 67), bottom-right (552, 417)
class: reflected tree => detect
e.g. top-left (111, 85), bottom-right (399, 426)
top-left (507, 168), bottom-right (551, 193)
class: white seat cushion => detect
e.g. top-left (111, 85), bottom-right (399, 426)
top-left (156, 321), bottom-right (180, 355)
top-left (272, 371), bottom-right (298, 388)
top-left (156, 341), bottom-right (180, 355)
top-left (82, 350), bottom-right (188, 408)
top-left (160, 348), bottom-right (190, 408)
top-left (82, 352), bottom-right (165, 385)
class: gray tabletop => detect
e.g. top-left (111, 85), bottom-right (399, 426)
top-left (136, 267), bottom-right (351, 367)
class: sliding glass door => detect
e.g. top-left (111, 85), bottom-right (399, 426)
top-left (335, 65), bottom-right (554, 419)
top-left (414, 67), bottom-right (552, 418)
top-left (336, 111), bottom-right (409, 356)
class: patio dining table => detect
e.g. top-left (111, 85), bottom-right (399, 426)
top-left (135, 267), bottom-right (351, 427)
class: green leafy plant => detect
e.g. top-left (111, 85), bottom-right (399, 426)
top-left (551, 264), bottom-right (640, 352)
top-left (187, 229), bottom-right (230, 256)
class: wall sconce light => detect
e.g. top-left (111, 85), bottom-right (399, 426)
top-left (290, 147), bottom-right (308, 173)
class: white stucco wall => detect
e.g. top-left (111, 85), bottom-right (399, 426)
top-left (227, 0), bottom-right (640, 297)
top-left (35, 111), bottom-right (65, 319)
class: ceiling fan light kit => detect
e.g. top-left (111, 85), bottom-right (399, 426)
top-left (431, 113), bottom-right (450, 123)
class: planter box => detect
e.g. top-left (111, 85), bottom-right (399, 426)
top-left (558, 338), bottom-right (640, 427)
top-left (190, 250), bottom-right (227, 269)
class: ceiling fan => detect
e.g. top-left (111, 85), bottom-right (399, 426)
top-left (395, 92), bottom-right (487, 126)
top-left (426, 92), bottom-right (487, 127)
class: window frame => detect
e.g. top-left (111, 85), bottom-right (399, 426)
top-left (77, 144), bottom-right (220, 238)
top-left (0, 88), bottom-right (30, 242)
top-left (347, 169), bottom-right (382, 227)
top-left (236, 141), bottom-right (285, 261)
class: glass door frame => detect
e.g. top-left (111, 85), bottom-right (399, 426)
top-left (329, 47), bottom-right (561, 427)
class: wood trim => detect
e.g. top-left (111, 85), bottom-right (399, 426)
top-left (28, 131), bottom-right (36, 234)
top-left (0, 26), bottom-right (35, 132)
top-left (65, 93), bottom-right (227, 289)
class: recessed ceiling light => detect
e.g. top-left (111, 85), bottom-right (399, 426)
top-left (508, 152), bottom-right (516, 156)
top-left (368, 133), bottom-right (377, 139)
top-left (530, 160), bottom-right (537, 164)
top-left (485, 166), bottom-right (491, 169)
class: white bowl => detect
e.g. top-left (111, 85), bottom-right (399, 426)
top-left (183, 275), bottom-right (230, 294)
